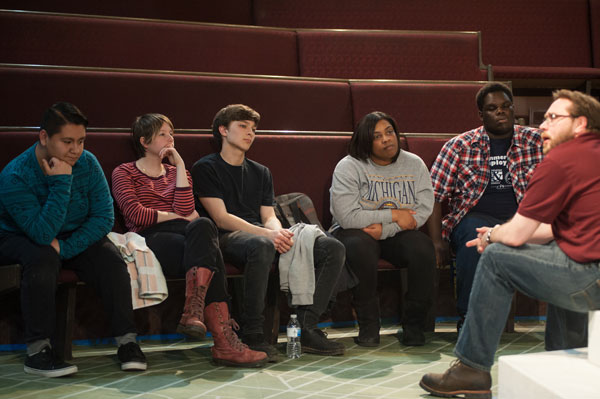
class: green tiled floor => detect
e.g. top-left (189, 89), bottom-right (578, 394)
top-left (0, 321), bottom-right (545, 399)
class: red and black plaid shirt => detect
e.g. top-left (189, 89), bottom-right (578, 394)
top-left (430, 125), bottom-right (544, 239)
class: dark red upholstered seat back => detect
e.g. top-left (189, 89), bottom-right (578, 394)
top-left (0, 0), bottom-right (254, 24)
top-left (0, 10), bottom-right (297, 76)
top-left (297, 30), bottom-right (485, 81)
top-left (255, 0), bottom-right (592, 69)
top-left (0, 66), bottom-right (354, 132)
top-left (350, 82), bottom-right (483, 134)
top-left (405, 136), bottom-right (449, 170)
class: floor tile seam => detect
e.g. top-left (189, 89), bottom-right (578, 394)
top-left (0, 379), bottom-right (40, 393)
top-left (266, 347), bottom-right (365, 380)
top-left (517, 340), bottom-right (544, 355)
top-left (264, 360), bottom-right (381, 399)
top-left (334, 362), bottom-right (436, 399)
top-left (294, 361), bottom-right (402, 399)
top-left (264, 352), bottom-right (340, 378)
top-left (128, 366), bottom-right (229, 399)
top-left (55, 370), bottom-right (160, 399)
top-left (54, 358), bottom-right (224, 399)
top-left (364, 360), bottom-right (455, 396)
top-left (4, 369), bottom-right (141, 399)
top-left (280, 339), bottom-right (399, 384)
top-left (187, 364), bottom-right (276, 399)
top-left (496, 330), bottom-right (537, 353)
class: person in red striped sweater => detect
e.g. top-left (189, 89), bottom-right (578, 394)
top-left (111, 113), bottom-right (266, 367)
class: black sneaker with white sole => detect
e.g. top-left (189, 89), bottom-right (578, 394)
top-left (117, 342), bottom-right (147, 371)
top-left (24, 346), bottom-right (78, 377)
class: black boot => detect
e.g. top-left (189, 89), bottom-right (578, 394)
top-left (301, 328), bottom-right (345, 355)
top-left (296, 307), bottom-right (345, 355)
top-left (401, 299), bottom-right (431, 346)
top-left (353, 297), bottom-right (381, 347)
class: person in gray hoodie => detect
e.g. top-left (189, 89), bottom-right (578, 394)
top-left (330, 111), bottom-right (436, 347)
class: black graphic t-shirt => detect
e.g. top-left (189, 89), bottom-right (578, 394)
top-left (469, 137), bottom-right (518, 221)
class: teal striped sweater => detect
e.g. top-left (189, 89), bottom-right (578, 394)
top-left (0, 144), bottom-right (114, 259)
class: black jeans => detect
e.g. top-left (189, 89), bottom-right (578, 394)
top-left (333, 228), bottom-right (435, 314)
top-left (0, 235), bottom-right (136, 343)
top-left (138, 218), bottom-right (228, 303)
top-left (219, 231), bottom-right (345, 333)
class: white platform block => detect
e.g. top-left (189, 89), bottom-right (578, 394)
top-left (589, 310), bottom-right (600, 367)
top-left (498, 348), bottom-right (600, 399)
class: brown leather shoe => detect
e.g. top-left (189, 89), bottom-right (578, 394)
top-left (419, 360), bottom-right (492, 398)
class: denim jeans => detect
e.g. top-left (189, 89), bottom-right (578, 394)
top-left (450, 213), bottom-right (503, 316)
top-left (219, 230), bottom-right (344, 334)
top-left (139, 218), bottom-right (229, 303)
top-left (455, 241), bottom-right (600, 371)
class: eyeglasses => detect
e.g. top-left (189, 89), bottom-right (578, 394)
top-left (542, 113), bottom-right (573, 125)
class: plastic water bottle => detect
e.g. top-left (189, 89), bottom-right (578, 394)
top-left (286, 314), bottom-right (301, 359)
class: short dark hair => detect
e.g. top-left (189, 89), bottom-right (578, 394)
top-left (40, 102), bottom-right (88, 137)
top-left (131, 113), bottom-right (174, 159)
top-left (476, 82), bottom-right (513, 111)
top-left (553, 89), bottom-right (600, 134)
top-left (348, 111), bottom-right (401, 162)
top-left (211, 104), bottom-right (260, 150)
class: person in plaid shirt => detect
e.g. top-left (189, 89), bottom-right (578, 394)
top-left (428, 82), bottom-right (543, 333)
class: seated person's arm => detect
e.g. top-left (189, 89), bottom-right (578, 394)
top-left (261, 205), bottom-right (294, 253)
top-left (0, 163), bottom-right (71, 246)
top-left (199, 197), bottom-right (293, 253)
top-left (199, 196), bottom-right (266, 235)
top-left (489, 212), bottom-right (547, 247)
top-left (112, 165), bottom-right (196, 229)
top-left (467, 212), bottom-right (551, 253)
top-left (330, 165), bottom-right (395, 230)
top-left (57, 157), bottom-right (115, 259)
top-left (526, 222), bottom-right (553, 244)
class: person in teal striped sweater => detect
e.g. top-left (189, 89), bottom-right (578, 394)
top-left (0, 102), bottom-right (146, 377)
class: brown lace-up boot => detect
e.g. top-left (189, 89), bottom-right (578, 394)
top-left (204, 302), bottom-right (268, 368)
top-left (177, 267), bottom-right (213, 338)
top-left (420, 360), bottom-right (492, 398)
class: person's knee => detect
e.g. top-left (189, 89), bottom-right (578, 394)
top-left (97, 244), bottom-right (131, 283)
top-left (477, 244), bottom-right (502, 273)
top-left (326, 237), bottom-right (346, 265)
top-left (21, 246), bottom-right (61, 284)
top-left (452, 216), bottom-right (485, 243)
top-left (337, 230), bottom-right (378, 261)
top-left (187, 217), bottom-right (217, 236)
top-left (247, 236), bottom-right (276, 266)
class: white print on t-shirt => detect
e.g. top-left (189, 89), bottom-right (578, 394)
top-left (489, 155), bottom-right (512, 190)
